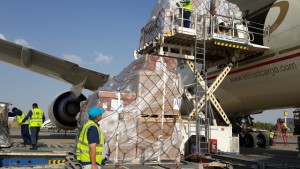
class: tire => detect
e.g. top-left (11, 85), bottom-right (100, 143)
top-left (257, 133), bottom-right (269, 148)
top-left (244, 132), bottom-right (258, 148)
top-left (239, 132), bottom-right (245, 147)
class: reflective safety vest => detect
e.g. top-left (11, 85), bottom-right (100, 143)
top-left (16, 111), bottom-right (29, 125)
top-left (76, 120), bottom-right (104, 165)
top-left (29, 108), bottom-right (43, 127)
top-left (269, 132), bottom-right (274, 139)
top-left (183, 0), bottom-right (192, 11)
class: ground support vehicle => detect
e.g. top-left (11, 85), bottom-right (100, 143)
top-left (0, 143), bottom-right (73, 168)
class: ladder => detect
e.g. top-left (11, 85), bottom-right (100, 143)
top-left (194, 15), bottom-right (210, 155)
top-left (187, 14), bottom-right (233, 157)
top-left (273, 118), bottom-right (289, 146)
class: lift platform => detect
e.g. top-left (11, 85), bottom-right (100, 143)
top-left (135, 12), bottom-right (269, 62)
top-left (134, 4), bottom-right (270, 161)
top-left (0, 143), bottom-right (74, 167)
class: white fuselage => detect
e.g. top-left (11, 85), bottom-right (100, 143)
top-left (180, 0), bottom-right (300, 117)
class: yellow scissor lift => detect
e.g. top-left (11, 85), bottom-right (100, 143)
top-left (135, 6), bottom-right (269, 161)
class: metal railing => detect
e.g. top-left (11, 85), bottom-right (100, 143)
top-left (171, 7), bottom-right (197, 34)
top-left (171, 9), bottom-right (270, 44)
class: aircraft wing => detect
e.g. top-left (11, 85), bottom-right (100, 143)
top-left (0, 39), bottom-right (110, 91)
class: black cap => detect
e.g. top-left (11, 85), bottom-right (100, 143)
top-left (12, 107), bottom-right (18, 112)
top-left (32, 103), bottom-right (38, 108)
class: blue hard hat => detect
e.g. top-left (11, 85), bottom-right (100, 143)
top-left (88, 106), bottom-right (105, 119)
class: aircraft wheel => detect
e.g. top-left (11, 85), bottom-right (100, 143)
top-left (244, 132), bottom-right (258, 148)
top-left (239, 132), bottom-right (245, 146)
top-left (257, 133), bottom-right (269, 148)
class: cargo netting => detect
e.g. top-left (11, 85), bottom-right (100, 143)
top-left (0, 102), bottom-right (11, 147)
top-left (78, 56), bottom-right (184, 163)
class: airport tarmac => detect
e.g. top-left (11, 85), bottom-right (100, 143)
top-left (9, 128), bottom-right (299, 154)
top-left (9, 128), bottom-right (77, 145)
top-left (240, 135), bottom-right (299, 156)
top-left (6, 128), bottom-right (300, 169)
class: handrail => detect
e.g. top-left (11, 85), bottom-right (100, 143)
top-left (170, 9), bottom-right (269, 44)
top-left (171, 7), bottom-right (197, 34)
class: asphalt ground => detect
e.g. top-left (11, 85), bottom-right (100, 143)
top-left (9, 127), bottom-right (77, 145)
top-left (5, 128), bottom-right (300, 169)
top-left (9, 127), bottom-right (299, 153)
top-left (240, 134), bottom-right (299, 157)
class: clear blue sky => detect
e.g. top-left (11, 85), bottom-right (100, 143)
top-left (0, 0), bottom-right (294, 123)
top-left (0, 0), bottom-right (156, 118)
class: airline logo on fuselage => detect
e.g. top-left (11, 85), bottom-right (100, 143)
top-left (269, 1), bottom-right (289, 34)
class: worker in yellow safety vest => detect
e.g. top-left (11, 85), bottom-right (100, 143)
top-left (269, 130), bottom-right (274, 146)
top-left (8, 107), bottom-right (31, 146)
top-left (76, 106), bottom-right (105, 169)
top-left (283, 122), bottom-right (289, 135)
top-left (22, 103), bottom-right (45, 150)
top-left (182, 0), bottom-right (192, 28)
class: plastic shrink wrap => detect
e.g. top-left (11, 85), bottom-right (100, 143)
top-left (0, 103), bottom-right (11, 147)
top-left (79, 56), bottom-right (183, 163)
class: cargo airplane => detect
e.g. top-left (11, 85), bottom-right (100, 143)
top-left (0, 0), bottom-right (297, 148)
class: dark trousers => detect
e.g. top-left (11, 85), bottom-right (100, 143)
top-left (183, 10), bottom-right (191, 28)
top-left (269, 138), bottom-right (273, 146)
top-left (21, 124), bottom-right (31, 144)
top-left (30, 127), bottom-right (40, 145)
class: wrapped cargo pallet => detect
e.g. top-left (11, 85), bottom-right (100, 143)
top-left (0, 102), bottom-right (11, 147)
top-left (79, 55), bottom-right (183, 163)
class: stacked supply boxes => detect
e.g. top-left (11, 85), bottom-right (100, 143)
top-left (80, 55), bottom-right (183, 163)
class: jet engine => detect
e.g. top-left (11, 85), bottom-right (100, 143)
top-left (48, 91), bottom-right (86, 130)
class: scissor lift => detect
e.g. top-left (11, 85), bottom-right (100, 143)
top-left (135, 5), bottom-right (269, 159)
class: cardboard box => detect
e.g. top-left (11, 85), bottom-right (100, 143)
top-left (97, 91), bottom-right (136, 117)
top-left (133, 55), bottom-right (177, 73)
top-left (135, 116), bottom-right (181, 161)
top-left (107, 115), bottom-right (181, 162)
top-left (137, 116), bottom-right (176, 142)
top-left (137, 70), bottom-right (181, 116)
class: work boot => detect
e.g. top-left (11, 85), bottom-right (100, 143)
top-left (30, 144), bottom-right (37, 150)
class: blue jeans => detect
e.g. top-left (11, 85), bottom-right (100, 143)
top-left (21, 124), bottom-right (31, 144)
top-left (30, 127), bottom-right (40, 145)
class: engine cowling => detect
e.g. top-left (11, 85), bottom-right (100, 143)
top-left (48, 91), bottom-right (86, 130)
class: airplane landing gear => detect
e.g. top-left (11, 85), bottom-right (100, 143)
top-left (232, 116), bottom-right (269, 148)
top-left (241, 132), bottom-right (269, 148)
top-left (257, 133), bottom-right (269, 148)
top-left (244, 132), bottom-right (257, 148)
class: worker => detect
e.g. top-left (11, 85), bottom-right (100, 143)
top-left (182, 0), bottom-right (192, 28)
top-left (283, 122), bottom-right (289, 135)
top-left (269, 130), bottom-right (274, 146)
top-left (76, 106), bottom-right (105, 169)
top-left (22, 103), bottom-right (45, 150)
top-left (8, 107), bottom-right (31, 146)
